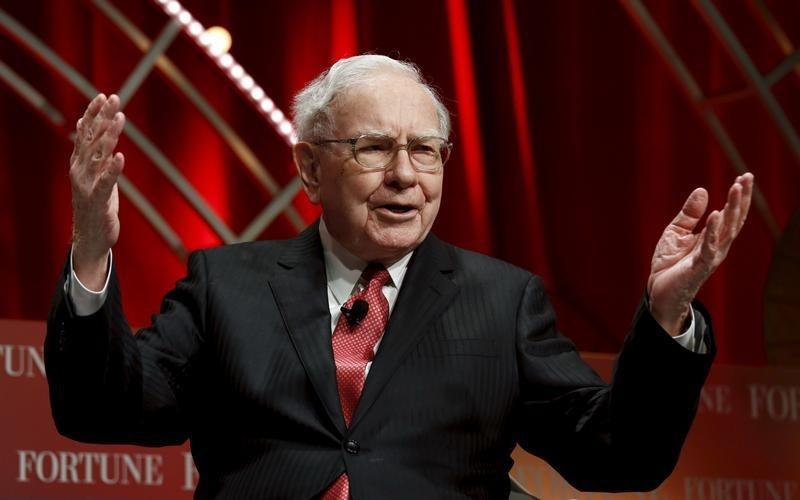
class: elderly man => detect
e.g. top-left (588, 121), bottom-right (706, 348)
top-left (47, 54), bottom-right (752, 499)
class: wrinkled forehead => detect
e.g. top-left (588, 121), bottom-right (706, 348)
top-left (329, 74), bottom-right (442, 137)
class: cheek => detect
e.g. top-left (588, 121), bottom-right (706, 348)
top-left (346, 173), bottom-right (385, 202)
top-left (424, 197), bottom-right (442, 226)
top-left (421, 176), bottom-right (444, 204)
top-left (323, 174), bottom-right (381, 212)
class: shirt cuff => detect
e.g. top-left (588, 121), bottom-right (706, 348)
top-left (671, 307), bottom-right (706, 354)
top-left (64, 247), bottom-right (112, 317)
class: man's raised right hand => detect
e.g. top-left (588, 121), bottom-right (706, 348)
top-left (70, 94), bottom-right (126, 291)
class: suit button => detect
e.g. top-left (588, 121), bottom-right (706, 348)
top-left (344, 440), bottom-right (360, 454)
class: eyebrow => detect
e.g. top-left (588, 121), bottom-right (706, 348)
top-left (354, 129), bottom-right (443, 138)
top-left (354, 128), bottom-right (390, 137)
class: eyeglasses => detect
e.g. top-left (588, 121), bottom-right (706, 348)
top-left (312, 134), bottom-right (453, 172)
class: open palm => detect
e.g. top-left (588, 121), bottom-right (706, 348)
top-left (647, 174), bottom-right (753, 335)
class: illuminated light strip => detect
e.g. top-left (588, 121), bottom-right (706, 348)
top-left (152, 0), bottom-right (298, 145)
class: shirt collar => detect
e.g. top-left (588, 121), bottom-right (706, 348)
top-left (319, 218), bottom-right (413, 305)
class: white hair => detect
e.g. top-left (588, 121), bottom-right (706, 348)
top-left (292, 54), bottom-right (451, 141)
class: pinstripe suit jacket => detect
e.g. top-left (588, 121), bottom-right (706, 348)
top-left (46, 222), bottom-right (714, 499)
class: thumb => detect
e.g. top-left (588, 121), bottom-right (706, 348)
top-left (669, 187), bottom-right (708, 234)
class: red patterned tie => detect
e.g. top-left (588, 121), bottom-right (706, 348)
top-left (323, 264), bottom-right (391, 500)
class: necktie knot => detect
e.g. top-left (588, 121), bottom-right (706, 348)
top-left (361, 263), bottom-right (390, 292)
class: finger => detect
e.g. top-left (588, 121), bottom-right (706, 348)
top-left (76, 96), bottom-right (114, 167)
top-left (72, 94), bottom-right (107, 164)
top-left (76, 94), bottom-right (107, 145)
top-left (719, 181), bottom-right (742, 242)
top-left (109, 182), bottom-right (120, 216)
top-left (699, 209), bottom-right (722, 267)
top-left (735, 173), bottom-right (754, 232)
top-left (87, 112), bottom-right (126, 175)
top-left (91, 94), bottom-right (121, 144)
top-left (669, 187), bottom-right (709, 234)
top-left (86, 94), bottom-right (120, 149)
top-left (79, 96), bottom-right (122, 168)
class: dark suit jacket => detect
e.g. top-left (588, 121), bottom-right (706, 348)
top-left (46, 223), bottom-right (715, 499)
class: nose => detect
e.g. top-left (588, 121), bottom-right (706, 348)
top-left (384, 147), bottom-right (418, 188)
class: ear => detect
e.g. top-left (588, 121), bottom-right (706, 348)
top-left (293, 141), bottom-right (321, 204)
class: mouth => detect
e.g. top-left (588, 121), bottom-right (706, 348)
top-left (380, 204), bottom-right (416, 214)
top-left (374, 203), bottom-right (420, 220)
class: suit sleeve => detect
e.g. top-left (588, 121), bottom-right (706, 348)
top-left (513, 275), bottom-right (714, 492)
top-left (45, 250), bottom-right (209, 446)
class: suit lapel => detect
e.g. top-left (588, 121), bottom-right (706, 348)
top-left (268, 222), bottom-right (345, 434)
top-left (351, 234), bottom-right (459, 429)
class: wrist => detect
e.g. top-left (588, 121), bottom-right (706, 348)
top-left (649, 300), bottom-right (691, 337)
top-left (72, 243), bottom-right (111, 292)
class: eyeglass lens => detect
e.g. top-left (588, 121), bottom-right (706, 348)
top-left (354, 135), bottom-right (449, 169)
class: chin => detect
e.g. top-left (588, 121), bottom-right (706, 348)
top-left (365, 229), bottom-right (427, 261)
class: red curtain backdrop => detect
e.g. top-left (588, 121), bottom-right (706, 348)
top-left (1, 0), bottom-right (798, 364)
